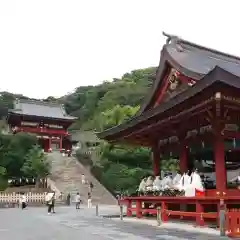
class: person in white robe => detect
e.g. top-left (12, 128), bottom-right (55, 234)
top-left (172, 172), bottom-right (183, 190)
top-left (145, 176), bottom-right (154, 191)
top-left (230, 173), bottom-right (240, 189)
top-left (185, 170), bottom-right (204, 197)
top-left (138, 177), bottom-right (147, 192)
top-left (230, 174), bottom-right (240, 183)
top-left (172, 171), bottom-right (182, 186)
top-left (153, 176), bottom-right (162, 191)
top-left (161, 174), bottom-right (173, 190)
top-left (175, 172), bottom-right (191, 193)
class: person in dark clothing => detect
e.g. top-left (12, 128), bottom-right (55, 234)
top-left (66, 193), bottom-right (71, 206)
top-left (51, 192), bottom-right (56, 213)
top-left (89, 182), bottom-right (94, 193)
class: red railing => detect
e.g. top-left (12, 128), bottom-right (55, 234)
top-left (226, 209), bottom-right (240, 238)
top-left (15, 126), bottom-right (68, 136)
top-left (120, 196), bottom-right (240, 228)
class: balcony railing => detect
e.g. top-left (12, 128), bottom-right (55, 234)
top-left (13, 126), bottom-right (68, 136)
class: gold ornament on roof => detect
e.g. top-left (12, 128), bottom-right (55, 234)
top-left (168, 69), bottom-right (180, 91)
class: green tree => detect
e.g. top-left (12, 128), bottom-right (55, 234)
top-left (0, 133), bottom-right (38, 178)
top-left (21, 145), bottom-right (51, 188)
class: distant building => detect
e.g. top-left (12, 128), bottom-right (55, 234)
top-left (7, 99), bottom-right (77, 152)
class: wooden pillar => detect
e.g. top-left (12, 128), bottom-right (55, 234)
top-left (136, 200), bottom-right (142, 218)
top-left (161, 201), bottom-right (168, 222)
top-left (49, 137), bottom-right (52, 152)
top-left (152, 144), bottom-right (160, 176)
top-left (126, 200), bottom-right (132, 217)
top-left (179, 144), bottom-right (188, 174)
top-left (214, 134), bottom-right (226, 192)
top-left (196, 201), bottom-right (204, 226)
top-left (59, 136), bottom-right (63, 152)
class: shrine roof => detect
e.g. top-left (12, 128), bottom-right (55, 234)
top-left (140, 32), bottom-right (240, 113)
top-left (98, 66), bottom-right (240, 140)
top-left (8, 99), bottom-right (77, 121)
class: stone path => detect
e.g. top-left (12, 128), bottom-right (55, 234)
top-left (0, 205), bottom-right (230, 239)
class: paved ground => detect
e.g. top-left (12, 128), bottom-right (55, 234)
top-left (0, 205), bottom-right (230, 240)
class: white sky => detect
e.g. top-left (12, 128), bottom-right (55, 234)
top-left (0, 0), bottom-right (239, 98)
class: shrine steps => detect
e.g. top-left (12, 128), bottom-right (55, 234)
top-left (47, 152), bottom-right (116, 205)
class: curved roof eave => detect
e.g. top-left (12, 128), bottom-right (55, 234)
top-left (139, 34), bottom-right (240, 114)
top-left (138, 45), bottom-right (205, 115)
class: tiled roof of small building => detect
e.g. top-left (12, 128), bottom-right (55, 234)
top-left (9, 99), bottom-right (76, 120)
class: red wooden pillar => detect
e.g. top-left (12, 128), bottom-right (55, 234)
top-left (179, 144), bottom-right (188, 174)
top-left (161, 201), bottom-right (168, 222)
top-left (196, 201), bottom-right (204, 226)
top-left (152, 144), bottom-right (160, 176)
top-left (126, 200), bottom-right (132, 217)
top-left (136, 200), bottom-right (142, 218)
top-left (49, 138), bottom-right (52, 152)
top-left (214, 134), bottom-right (226, 193)
top-left (59, 136), bottom-right (63, 152)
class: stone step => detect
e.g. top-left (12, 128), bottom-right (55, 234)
top-left (47, 153), bottom-right (116, 205)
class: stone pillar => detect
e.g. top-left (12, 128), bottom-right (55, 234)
top-left (214, 134), bottom-right (226, 192)
top-left (152, 144), bottom-right (160, 176)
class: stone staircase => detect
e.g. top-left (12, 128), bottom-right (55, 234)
top-left (47, 152), bottom-right (116, 205)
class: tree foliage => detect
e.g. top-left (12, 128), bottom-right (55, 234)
top-left (21, 145), bottom-right (51, 179)
top-left (0, 133), bottom-right (38, 178)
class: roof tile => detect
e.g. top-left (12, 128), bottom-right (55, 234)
top-left (10, 99), bottom-right (76, 120)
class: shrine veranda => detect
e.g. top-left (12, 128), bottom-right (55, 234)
top-left (98, 33), bottom-right (240, 227)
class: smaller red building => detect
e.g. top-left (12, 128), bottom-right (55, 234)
top-left (7, 99), bottom-right (76, 152)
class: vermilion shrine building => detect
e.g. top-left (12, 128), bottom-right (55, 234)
top-left (99, 33), bottom-right (240, 228)
top-left (7, 99), bottom-right (76, 152)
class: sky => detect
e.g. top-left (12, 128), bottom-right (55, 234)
top-left (0, 0), bottom-right (239, 99)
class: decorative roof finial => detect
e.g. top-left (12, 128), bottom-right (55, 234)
top-left (162, 32), bottom-right (180, 45)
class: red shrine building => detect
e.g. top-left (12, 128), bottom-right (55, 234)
top-left (7, 99), bottom-right (76, 152)
top-left (99, 33), bottom-right (240, 231)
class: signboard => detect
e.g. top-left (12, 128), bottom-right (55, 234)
top-left (158, 125), bottom-right (213, 147)
top-left (44, 124), bottom-right (63, 129)
top-left (21, 121), bottom-right (38, 127)
top-left (20, 121), bottom-right (63, 129)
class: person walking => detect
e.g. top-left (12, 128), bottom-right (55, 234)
top-left (51, 192), bottom-right (56, 213)
top-left (87, 192), bottom-right (92, 208)
top-left (81, 174), bottom-right (86, 184)
top-left (89, 182), bottom-right (94, 193)
top-left (75, 192), bottom-right (81, 209)
top-left (45, 191), bottom-right (55, 214)
top-left (19, 192), bottom-right (27, 210)
top-left (66, 193), bottom-right (71, 206)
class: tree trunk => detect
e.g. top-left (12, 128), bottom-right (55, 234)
top-left (35, 177), bottom-right (40, 189)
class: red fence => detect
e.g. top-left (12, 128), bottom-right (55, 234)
top-left (120, 196), bottom-right (240, 235)
top-left (226, 209), bottom-right (240, 238)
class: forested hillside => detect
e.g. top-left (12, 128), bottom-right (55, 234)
top-left (62, 67), bottom-right (155, 130)
top-left (0, 67), bottom-right (178, 194)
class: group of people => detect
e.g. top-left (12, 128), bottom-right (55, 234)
top-left (18, 173), bottom-right (95, 213)
top-left (138, 169), bottom-right (205, 197)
